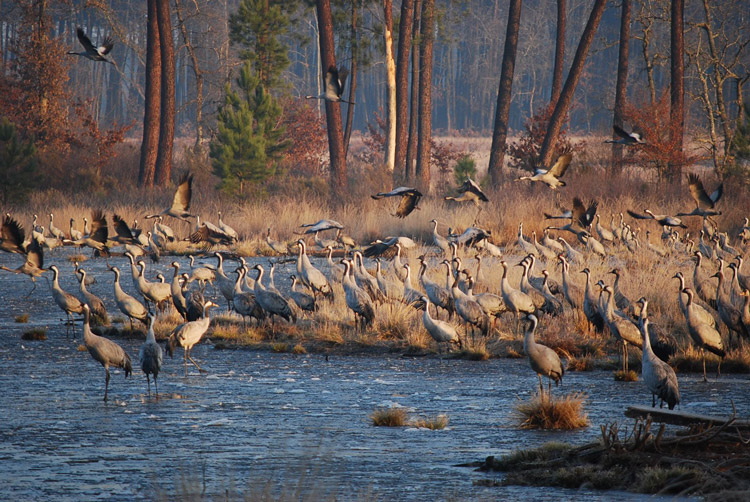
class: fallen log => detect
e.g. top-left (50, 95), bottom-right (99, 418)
top-left (625, 405), bottom-right (750, 430)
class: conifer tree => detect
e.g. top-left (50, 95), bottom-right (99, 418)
top-left (209, 63), bottom-right (289, 196)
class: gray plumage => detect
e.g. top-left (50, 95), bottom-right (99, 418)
top-left (139, 314), bottom-right (163, 395)
top-left (167, 300), bottom-right (218, 375)
top-left (48, 265), bottom-right (84, 334)
top-left (290, 274), bottom-right (317, 313)
top-left (232, 267), bottom-right (265, 325)
top-left (110, 266), bottom-right (148, 329)
top-left (296, 239), bottom-right (333, 299)
top-left (602, 286), bottom-right (642, 372)
top-left (418, 257), bottom-right (453, 318)
top-left (682, 287), bottom-right (726, 381)
top-left (449, 265), bottom-right (489, 338)
top-left (145, 172), bottom-right (195, 221)
top-left (253, 264), bottom-right (297, 326)
top-left (523, 314), bottom-right (564, 395)
top-left (637, 298), bottom-right (680, 410)
top-left (81, 304), bottom-right (132, 401)
top-left (421, 296), bottom-right (461, 350)
top-left (341, 259), bottom-right (375, 330)
top-left (76, 268), bottom-right (109, 325)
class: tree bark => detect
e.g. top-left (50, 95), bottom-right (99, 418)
top-left (611, 0), bottom-right (631, 177)
top-left (154, 0), bottom-right (175, 186)
top-left (393, 0), bottom-right (414, 183)
top-left (405, 0), bottom-right (422, 182)
top-left (539, 0), bottom-right (607, 168)
top-left (315, 0), bottom-right (347, 195)
top-left (174, 0), bottom-right (204, 149)
top-left (383, 0), bottom-right (397, 173)
top-left (139, 0), bottom-right (161, 188)
top-left (550, 0), bottom-right (565, 104)
top-left (487, 0), bottom-right (522, 186)
top-left (343, 0), bottom-right (358, 156)
top-left (668, 0), bottom-right (684, 180)
top-left (415, 0), bottom-right (434, 192)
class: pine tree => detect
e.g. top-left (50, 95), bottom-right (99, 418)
top-left (0, 118), bottom-right (38, 205)
top-left (229, 0), bottom-right (290, 89)
top-left (209, 63), bottom-right (289, 196)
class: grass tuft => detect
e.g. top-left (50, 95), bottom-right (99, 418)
top-left (514, 392), bottom-right (588, 430)
top-left (636, 466), bottom-right (704, 494)
top-left (493, 442), bottom-right (572, 470)
top-left (271, 342), bottom-right (289, 353)
top-left (613, 369), bottom-right (639, 382)
top-left (566, 355), bottom-right (593, 371)
top-left (14, 313), bottom-right (29, 323)
top-left (411, 414), bottom-right (449, 430)
top-left (370, 406), bottom-right (408, 427)
top-left (21, 327), bottom-right (47, 340)
top-left (292, 343), bottom-right (307, 354)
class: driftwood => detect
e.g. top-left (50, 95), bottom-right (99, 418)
top-left (625, 405), bottom-right (750, 431)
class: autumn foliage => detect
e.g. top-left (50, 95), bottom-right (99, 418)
top-left (278, 98), bottom-right (328, 176)
top-left (622, 92), bottom-right (703, 179)
top-left (506, 102), bottom-right (583, 172)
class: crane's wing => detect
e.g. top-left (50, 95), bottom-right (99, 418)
top-left (372, 186), bottom-right (421, 199)
top-left (76, 27), bottom-right (96, 52)
top-left (687, 173), bottom-right (722, 209)
top-left (583, 200), bottom-right (598, 227)
top-left (324, 66), bottom-right (342, 96)
top-left (626, 209), bottom-right (650, 220)
top-left (112, 214), bottom-right (134, 240)
top-left (26, 237), bottom-right (43, 269)
top-left (571, 197), bottom-right (586, 226)
top-left (612, 124), bottom-right (631, 140)
top-left (1, 215), bottom-right (26, 253)
top-left (337, 67), bottom-right (349, 94)
top-left (393, 193), bottom-right (421, 218)
top-left (548, 153), bottom-right (572, 177)
top-left (99, 36), bottom-right (114, 55)
top-left (460, 177), bottom-right (489, 201)
top-left (89, 210), bottom-right (109, 244)
top-left (172, 173), bottom-right (193, 212)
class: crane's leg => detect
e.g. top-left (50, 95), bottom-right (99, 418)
top-left (547, 375), bottom-right (552, 397)
top-left (624, 343), bottom-right (629, 372)
top-left (24, 281), bottom-right (37, 298)
top-left (538, 374), bottom-right (544, 399)
top-left (187, 351), bottom-right (206, 374)
top-left (184, 350), bottom-right (189, 377)
top-left (154, 375), bottom-right (158, 396)
top-left (146, 374), bottom-right (151, 394)
top-left (104, 368), bottom-right (110, 402)
top-left (652, 393), bottom-right (656, 408)
top-left (702, 348), bottom-right (707, 382)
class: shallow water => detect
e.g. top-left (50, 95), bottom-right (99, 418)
top-left (1, 248), bottom-right (746, 500)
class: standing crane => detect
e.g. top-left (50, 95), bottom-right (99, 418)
top-left (110, 266), bottom-right (148, 330)
top-left (421, 296), bottom-right (461, 352)
top-left (523, 314), bottom-right (564, 397)
top-left (252, 264), bottom-right (297, 329)
top-left (296, 239), bottom-right (334, 299)
top-left (48, 265), bottom-right (84, 335)
top-left (636, 298), bottom-right (680, 410)
top-left (341, 259), bottom-right (375, 330)
top-left (139, 314), bottom-right (163, 395)
top-left (681, 288), bottom-right (725, 381)
top-left (80, 305), bottom-right (132, 401)
top-left (167, 300), bottom-right (219, 376)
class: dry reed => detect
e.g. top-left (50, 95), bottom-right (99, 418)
top-left (514, 392), bottom-right (589, 430)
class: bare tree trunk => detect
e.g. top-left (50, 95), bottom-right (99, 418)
top-left (393, 0), bottom-right (414, 183)
top-left (343, 0), bottom-right (357, 156)
top-left (487, 0), bottom-right (522, 186)
top-left (383, 0), bottom-right (397, 173)
top-left (174, 0), bottom-right (204, 149)
top-left (405, 0), bottom-right (422, 182)
top-left (154, 0), bottom-right (175, 186)
top-left (550, 0), bottom-right (565, 104)
top-left (611, 0), bottom-right (631, 177)
top-left (415, 0), bottom-right (434, 192)
top-left (668, 0), bottom-right (684, 181)
top-left (139, 0), bottom-right (161, 188)
top-left (315, 0), bottom-right (347, 195)
top-left (539, 0), bottom-right (607, 168)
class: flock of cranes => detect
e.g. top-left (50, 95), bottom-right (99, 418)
top-left (1, 162), bottom-right (748, 412)
top-left (6, 31), bottom-right (750, 413)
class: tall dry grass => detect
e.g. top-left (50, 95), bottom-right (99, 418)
top-left (11, 138), bottom-right (750, 365)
